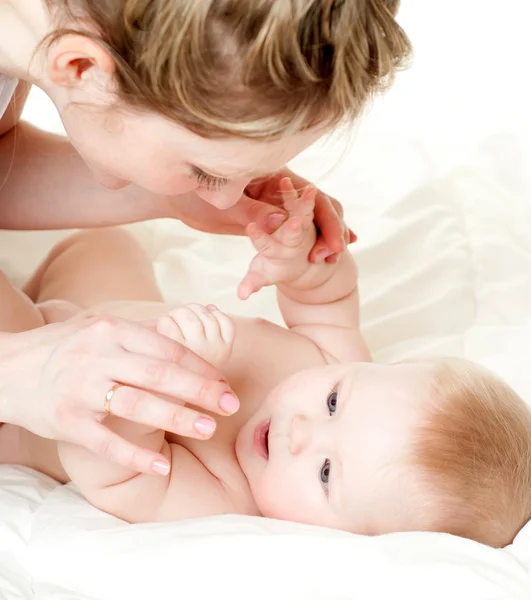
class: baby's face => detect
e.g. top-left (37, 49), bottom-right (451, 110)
top-left (235, 361), bottom-right (434, 534)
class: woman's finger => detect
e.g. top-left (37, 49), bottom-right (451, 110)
top-left (105, 350), bottom-right (239, 416)
top-left (79, 420), bottom-right (171, 476)
top-left (99, 384), bottom-right (217, 440)
top-left (311, 193), bottom-right (345, 257)
top-left (112, 318), bottom-right (222, 381)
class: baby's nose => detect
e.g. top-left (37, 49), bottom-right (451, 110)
top-left (289, 414), bottom-right (312, 455)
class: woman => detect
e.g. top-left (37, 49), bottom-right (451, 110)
top-left (0, 0), bottom-right (410, 476)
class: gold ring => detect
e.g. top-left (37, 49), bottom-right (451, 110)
top-left (104, 383), bottom-right (123, 415)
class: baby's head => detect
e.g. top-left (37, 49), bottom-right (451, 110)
top-left (236, 359), bottom-right (531, 547)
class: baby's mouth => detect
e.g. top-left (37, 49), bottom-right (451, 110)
top-left (254, 419), bottom-right (270, 460)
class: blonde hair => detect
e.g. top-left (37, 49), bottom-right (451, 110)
top-left (43, 0), bottom-right (412, 138)
top-left (412, 358), bottom-right (531, 548)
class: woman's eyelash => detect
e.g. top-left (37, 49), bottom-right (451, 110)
top-left (192, 168), bottom-right (228, 191)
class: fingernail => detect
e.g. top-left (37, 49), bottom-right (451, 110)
top-left (220, 392), bottom-right (240, 414)
top-left (194, 416), bottom-right (216, 436)
top-left (151, 460), bottom-right (170, 476)
top-left (317, 248), bottom-right (333, 261)
top-left (207, 304), bottom-right (219, 312)
top-left (266, 213), bottom-right (285, 230)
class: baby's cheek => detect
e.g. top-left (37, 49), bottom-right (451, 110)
top-left (253, 468), bottom-right (293, 519)
top-left (254, 468), bottom-right (314, 523)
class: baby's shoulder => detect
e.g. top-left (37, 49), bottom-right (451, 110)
top-left (231, 314), bottom-right (328, 370)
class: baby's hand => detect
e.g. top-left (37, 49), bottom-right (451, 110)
top-left (238, 179), bottom-right (317, 300)
top-left (157, 304), bottom-right (235, 367)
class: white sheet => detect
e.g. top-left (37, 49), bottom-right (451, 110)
top-left (1, 1), bottom-right (531, 598)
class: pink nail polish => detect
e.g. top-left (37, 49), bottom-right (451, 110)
top-left (151, 460), bottom-right (170, 476)
top-left (195, 417), bottom-right (216, 436)
top-left (220, 392), bottom-right (240, 414)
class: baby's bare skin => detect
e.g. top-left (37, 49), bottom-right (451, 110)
top-left (0, 297), bottom-right (328, 509)
top-left (5, 183), bottom-right (412, 533)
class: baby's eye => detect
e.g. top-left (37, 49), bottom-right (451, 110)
top-left (326, 389), bottom-right (338, 415)
top-left (320, 459), bottom-right (331, 493)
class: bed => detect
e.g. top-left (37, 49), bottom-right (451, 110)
top-left (1, 1), bottom-right (530, 598)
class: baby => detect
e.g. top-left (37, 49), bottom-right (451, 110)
top-left (1, 180), bottom-right (530, 548)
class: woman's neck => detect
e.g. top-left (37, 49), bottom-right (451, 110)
top-left (0, 0), bottom-right (51, 82)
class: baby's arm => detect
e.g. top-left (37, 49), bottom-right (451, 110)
top-left (239, 179), bottom-right (370, 364)
top-left (59, 416), bottom-right (234, 523)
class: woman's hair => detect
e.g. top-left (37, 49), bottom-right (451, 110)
top-left (411, 358), bottom-right (531, 548)
top-left (43, 0), bottom-right (412, 138)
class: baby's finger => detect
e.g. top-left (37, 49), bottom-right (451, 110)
top-left (247, 223), bottom-right (279, 257)
top-left (238, 270), bottom-right (267, 300)
top-left (207, 305), bottom-right (235, 345)
top-left (279, 177), bottom-right (300, 213)
top-left (186, 304), bottom-right (222, 340)
top-left (296, 186), bottom-right (317, 223)
top-left (276, 216), bottom-right (305, 248)
top-left (156, 314), bottom-right (185, 344)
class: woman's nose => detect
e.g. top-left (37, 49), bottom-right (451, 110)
top-left (289, 414), bottom-right (312, 455)
top-left (201, 179), bottom-right (250, 209)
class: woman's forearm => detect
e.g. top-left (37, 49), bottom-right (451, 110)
top-left (0, 122), bottom-right (177, 230)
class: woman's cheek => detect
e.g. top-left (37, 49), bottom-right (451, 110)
top-left (138, 170), bottom-right (195, 196)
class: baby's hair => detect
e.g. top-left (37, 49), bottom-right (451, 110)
top-left (42, 0), bottom-right (411, 138)
top-left (412, 358), bottom-right (531, 548)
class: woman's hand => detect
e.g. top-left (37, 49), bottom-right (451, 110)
top-left (245, 167), bottom-right (356, 264)
top-left (0, 316), bottom-right (238, 476)
top-left (173, 168), bottom-right (355, 261)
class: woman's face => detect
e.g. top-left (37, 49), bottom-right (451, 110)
top-left (58, 101), bottom-right (323, 208)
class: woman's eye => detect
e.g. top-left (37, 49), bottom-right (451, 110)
top-left (193, 169), bottom-right (228, 191)
top-left (320, 459), bottom-right (331, 491)
top-left (326, 390), bottom-right (338, 415)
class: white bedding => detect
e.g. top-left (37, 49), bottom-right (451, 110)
top-left (1, 1), bottom-right (531, 598)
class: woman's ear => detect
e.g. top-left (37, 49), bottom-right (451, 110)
top-left (46, 34), bottom-right (115, 89)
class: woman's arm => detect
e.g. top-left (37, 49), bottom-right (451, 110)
top-left (0, 121), bottom-right (175, 229)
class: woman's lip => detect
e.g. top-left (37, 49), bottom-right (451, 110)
top-left (254, 419), bottom-right (270, 460)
